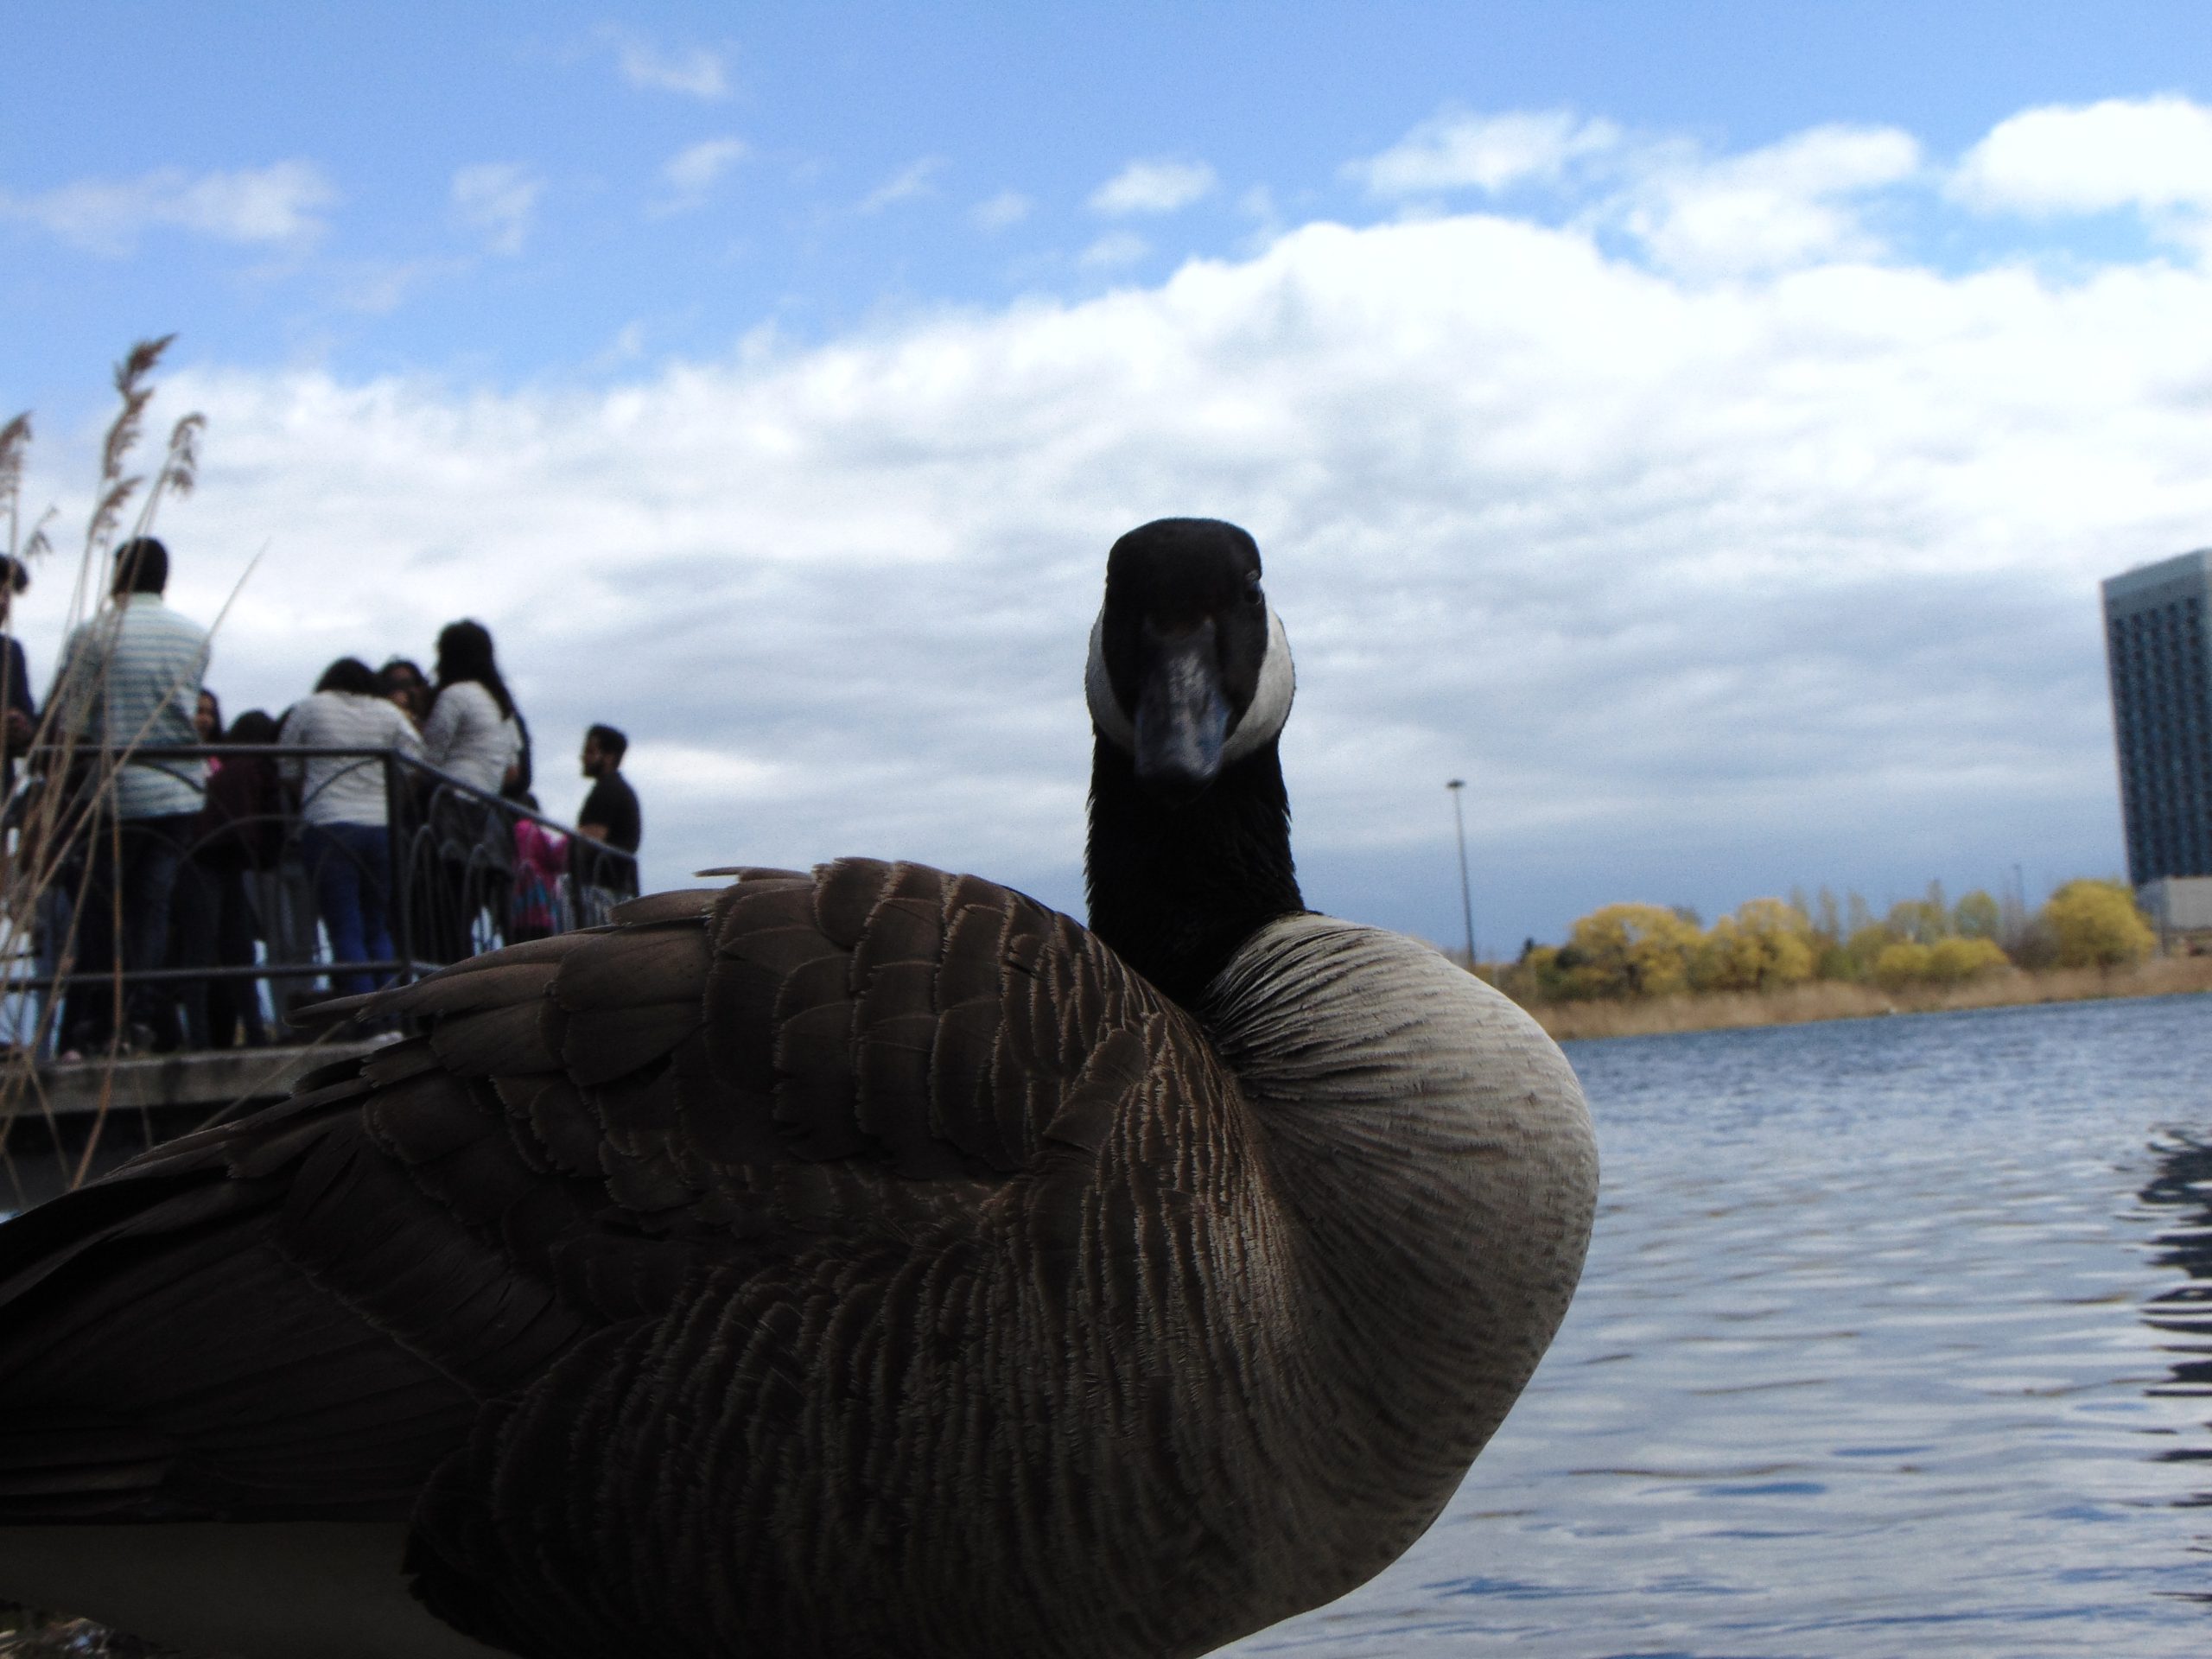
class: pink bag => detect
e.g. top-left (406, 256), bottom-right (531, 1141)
top-left (511, 817), bottom-right (569, 937)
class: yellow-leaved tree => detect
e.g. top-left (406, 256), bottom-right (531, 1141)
top-left (1691, 898), bottom-right (1816, 992)
top-left (1556, 904), bottom-right (1702, 999)
top-left (1929, 936), bottom-right (2009, 982)
top-left (1874, 935), bottom-right (2011, 989)
top-left (2040, 879), bottom-right (2155, 968)
top-left (1872, 940), bottom-right (1933, 989)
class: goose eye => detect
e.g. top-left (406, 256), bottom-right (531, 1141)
top-left (1244, 578), bottom-right (1264, 608)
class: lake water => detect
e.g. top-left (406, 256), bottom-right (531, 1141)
top-left (1230, 992), bottom-right (2212, 1658)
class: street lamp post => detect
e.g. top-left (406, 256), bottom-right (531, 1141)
top-left (1446, 779), bottom-right (1476, 972)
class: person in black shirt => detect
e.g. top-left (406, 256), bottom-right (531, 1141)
top-left (576, 722), bottom-right (640, 895)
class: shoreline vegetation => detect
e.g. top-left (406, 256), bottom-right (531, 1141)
top-left (1478, 875), bottom-right (2198, 1044)
top-left (1524, 956), bottom-right (2212, 1043)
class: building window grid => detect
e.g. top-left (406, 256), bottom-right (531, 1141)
top-left (2107, 588), bottom-right (2212, 883)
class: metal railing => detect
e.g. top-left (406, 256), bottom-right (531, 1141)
top-left (2, 742), bottom-right (635, 1055)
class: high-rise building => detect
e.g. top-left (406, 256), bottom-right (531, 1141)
top-left (2102, 549), bottom-right (2212, 887)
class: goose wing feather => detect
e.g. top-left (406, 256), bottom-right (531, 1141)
top-left (0, 860), bottom-right (1191, 1546)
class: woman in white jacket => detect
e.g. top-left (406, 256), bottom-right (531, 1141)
top-left (277, 657), bottom-right (424, 995)
top-left (422, 620), bottom-right (520, 794)
top-left (420, 620), bottom-right (524, 961)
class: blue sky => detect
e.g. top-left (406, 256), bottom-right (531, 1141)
top-left (10, 2), bottom-right (2206, 398)
top-left (6, 3), bottom-right (2212, 954)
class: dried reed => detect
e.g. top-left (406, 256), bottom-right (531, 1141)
top-left (0, 338), bottom-right (224, 1196)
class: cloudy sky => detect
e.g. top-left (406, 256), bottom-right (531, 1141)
top-left (5, 2), bottom-right (2211, 955)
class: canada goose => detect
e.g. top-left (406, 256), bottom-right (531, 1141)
top-left (0, 518), bottom-right (1597, 1659)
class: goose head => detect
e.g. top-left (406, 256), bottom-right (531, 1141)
top-left (1086, 518), bottom-right (1295, 802)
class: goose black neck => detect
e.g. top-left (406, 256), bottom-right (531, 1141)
top-left (1085, 734), bottom-right (1305, 1012)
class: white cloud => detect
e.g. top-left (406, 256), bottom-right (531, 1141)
top-left (0, 161), bottom-right (335, 256)
top-left (1952, 95), bottom-right (2212, 230)
top-left (1090, 158), bottom-right (1217, 216)
top-left (93, 187), bottom-right (2209, 957)
top-left (1077, 231), bottom-right (1148, 269)
top-left (1346, 109), bottom-right (1618, 197)
top-left (1344, 109), bottom-right (1923, 276)
top-left (654, 137), bottom-right (748, 215)
top-left (450, 163), bottom-right (542, 256)
top-left (1620, 124), bottom-right (1922, 276)
top-left (971, 190), bottom-right (1031, 232)
top-left (607, 32), bottom-right (729, 99)
top-left (858, 157), bottom-right (946, 213)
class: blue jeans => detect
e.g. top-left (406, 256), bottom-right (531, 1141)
top-left (301, 821), bottom-right (392, 998)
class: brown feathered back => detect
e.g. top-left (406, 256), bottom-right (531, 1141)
top-left (0, 861), bottom-right (1595, 1659)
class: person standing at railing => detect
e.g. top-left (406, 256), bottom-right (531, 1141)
top-left (420, 620), bottom-right (523, 962)
top-left (377, 657), bottom-right (429, 724)
top-left (229, 709), bottom-right (321, 1011)
top-left (162, 687), bottom-right (226, 1046)
top-left (576, 722), bottom-right (641, 900)
top-left (1, 554), bottom-right (54, 1053)
top-left (169, 691), bottom-right (278, 1047)
top-left (0, 555), bottom-right (37, 798)
top-left (277, 658), bottom-right (424, 999)
top-left (48, 537), bottom-right (209, 1058)
top-left (423, 622), bottom-right (522, 795)
top-left (184, 706), bottom-right (283, 1046)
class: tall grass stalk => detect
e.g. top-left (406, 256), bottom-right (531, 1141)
top-left (0, 338), bottom-right (237, 1194)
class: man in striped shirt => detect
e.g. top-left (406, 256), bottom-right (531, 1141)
top-left (52, 537), bottom-right (211, 1054)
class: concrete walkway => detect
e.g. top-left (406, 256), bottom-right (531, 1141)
top-left (31, 1039), bottom-right (392, 1118)
top-left (3, 1039), bottom-right (392, 1209)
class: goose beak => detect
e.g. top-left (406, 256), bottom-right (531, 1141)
top-left (1134, 625), bottom-right (1229, 800)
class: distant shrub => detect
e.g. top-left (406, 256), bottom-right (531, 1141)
top-left (2041, 879), bottom-right (2155, 969)
top-left (1871, 941), bottom-right (1933, 989)
top-left (1926, 936), bottom-right (2010, 983)
top-left (1839, 922), bottom-right (1897, 980)
top-left (1814, 942), bottom-right (1857, 982)
top-left (1500, 944), bottom-right (1566, 1005)
top-left (1691, 899), bottom-right (1816, 992)
top-left (1869, 936), bottom-right (2008, 988)
top-left (2007, 917), bottom-right (2059, 971)
top-left (1553, 903), bottom-right (1701, 1000)
top-left (1497, 874), bottom-right (2146, 1011)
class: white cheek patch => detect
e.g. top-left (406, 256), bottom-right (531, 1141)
top-left (1223, 606), bottom-right (1295, 763)
top-left (1086, 606), bottom-right (1296, 760)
